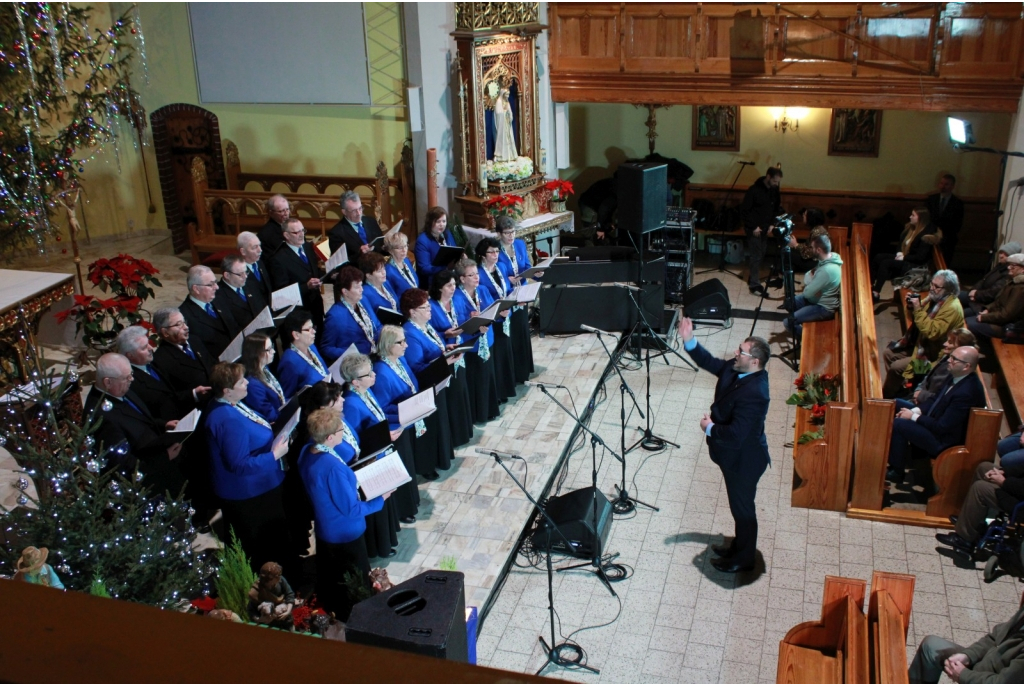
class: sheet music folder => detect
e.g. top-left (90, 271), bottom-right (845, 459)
top-left (415, 355), bottom-right (452, 391)
top-left (351, 420), bottom-right (393, 466)
top-left (431, 245), bottom-right (464, 267)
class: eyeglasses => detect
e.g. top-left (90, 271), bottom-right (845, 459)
top-left (355, 370), bottom-right (375, 380)
top-left (197, 281), bottom-right (217, 288)
top-left (286, 228), bottom-right (305, 235)
top-left (949, 354), bottom-right (970, 365)
top-left (414, 304), bottom-right (431, 311)
top-left (301, 325), bottom-right (316, 333)
top-left (165, 320), bottom-right (187, 329)
top-left (227, 270), bottom-right (247, 278)
top-left (264, 346), bottom-right (275, 353)
top-left (737, 348), bottom-right (754, 358)
top-left (395, 339), bottom-right (408, 345)
top-left (929, 281), bottom-right (944, 291)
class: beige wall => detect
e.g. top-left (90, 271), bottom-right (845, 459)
top-left (566, 103), bottom-right (1011, 199)
top-left (67, 3), bottom-right (409, 245)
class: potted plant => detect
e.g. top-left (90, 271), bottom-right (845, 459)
top-left (544, 179), bottom-right (574, 213)
top-left (482, 194), bottom-right (525, 228)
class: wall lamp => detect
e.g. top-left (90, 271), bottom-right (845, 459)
top-left (769, 107), bottom-right (808, 133)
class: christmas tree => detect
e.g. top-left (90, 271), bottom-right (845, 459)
top-left (0, 3), bottom-right (146, 257)
top-left (0, 353), bottom-right (210, 608)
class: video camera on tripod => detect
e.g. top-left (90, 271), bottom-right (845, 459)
top-left (773, 213), bottom-right (796, 245)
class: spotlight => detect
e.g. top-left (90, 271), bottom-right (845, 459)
top-left (948, 117), bottom-right (975, 146)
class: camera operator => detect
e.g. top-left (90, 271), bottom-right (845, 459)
top-left (784, 233), bottom-right (843, 340)
top-left (739, 166), bottom-right (783, 294)
top-left (788, 208), bottom-right (830, 274)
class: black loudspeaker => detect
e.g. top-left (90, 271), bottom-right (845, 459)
top-left (531, 486), bottom-right (613, 559)
top-left (683, 278), bottom-right (731, 321)
top-left (564, 245), bottom-right (637, 262)
top-left (618, 162), bottom-right (668, 235)
top-left (345, 570), bottom-right (468, 662)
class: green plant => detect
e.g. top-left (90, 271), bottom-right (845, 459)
top-left (214, 529), bottom-right (256, 621)
top-left (89, 577), bottom-right (111, 598)
top-left (786, 372), bottom-right (841, 409)
top-left (438, 555), bottom-right (458, 571)
top-left (798, 427), bottom-right (826, 444)
top-left (342, 568), bottom-right (373, 605)
top-left (450, 214), bottom-right (469, 248)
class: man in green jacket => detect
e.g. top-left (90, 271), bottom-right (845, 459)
top-left (784, 232), bottom-right (843, 339)
top-left (909, 603), bottom-right (1024, 682)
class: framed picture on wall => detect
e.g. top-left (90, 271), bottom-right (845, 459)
top-left (692, 105), bottom-right (740, 151)
top-left (828, 109), bottom-right (882, 157)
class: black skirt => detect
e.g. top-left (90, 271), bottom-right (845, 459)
top-left (220, 484), bottom-right (293, 577)
top-left (415, 387), bottom-right (454, 475)
top-left (363, 496), bottom-right (400, 559)
top-left (446, 365), bottom-right (475, 447)
top-left (391, 429), bottom-right (420, 518)
top-left (315, 536), bottom-right (371, 622)
top-left (465, 352), bottom-right (500, 424)
top-left (491, 324), bottom-right (517, 402)
top-left (509, 306), bottom-right (535, 384)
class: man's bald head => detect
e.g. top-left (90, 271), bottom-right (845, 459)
top-left (950, 346), bottom-right (979, 377)
top-left (95, 353), bottom-right (133, 397)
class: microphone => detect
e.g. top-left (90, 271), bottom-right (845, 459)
top-left (474, 447), bottom-right (521, 460)
top-left (580, 324), bottom-right (615, 337)
top-left (525, 380), bottom-right (566, 390)
top-left (612, 282), bottom-right (642, 293)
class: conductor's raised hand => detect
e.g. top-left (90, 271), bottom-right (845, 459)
top-left (677, 316), bottom-right (694, 343)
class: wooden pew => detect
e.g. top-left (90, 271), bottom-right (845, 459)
top-left (990, 338), bottom-right (1024, 427)
top-left (792, 228), bottom-right (858, 511)
top-left (868, 571), bottom-right (915, 684)
top-left (778, 576), bottom-right (869, 684)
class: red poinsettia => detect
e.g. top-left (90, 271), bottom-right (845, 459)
top-left (544, 179), bottom-right (574, 200)
top-left (483, 194), bottom-right (525, 221)
top-left (811, 403), bottom-right (828, 419)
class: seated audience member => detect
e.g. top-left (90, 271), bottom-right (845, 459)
top-left (934, 461), bottom-right (1024, 553)
top-left (151, 307), bottom-right (215, 397)
top-left (321, 265), bottom-right (381, 363)
top-left (909, 595), bottom-right (1024, 683)
top-left (959, 241), bottom-right (1020, 317)
top-left (238, 230), bottom-right (273, 310)
top-left (384, 230), bottom-right (418, 298)
top-left (882, 269), bottom-right (964, 398)
top-left (360, 252), bottom-right (401, 318)
top-left (886, 346), bottom-right (985, 484)
top-left (965, 253), bottom-right (1024, 340)
top-left (180, 265), bottom-right (240, 361)
top-left (214, 253), bottom-right (262, 331)
top-left (298, 408), bottom-right (390, 620)
top-left (117, 325), bottom-right (208, 420)
top-left (893, 328), bottom-right (976, 405)
top-left (276, 309), bottom-right (329, 400)
top-left (786, 208), bottom-right (829, 273)
top-left (414, 206), bottom-right (459, 286)
top-left (997, 425), bottom-right (1024, 474)
top-left (257, 194), bottom-right (290, 254)
top-left (241, 332), bottom-right (285, 423)
top-left (870, 207), bottom-right (940, 301)
top-left (205, 361), bottom-right (292, 575)
top-left (783, 232), bottom-right (842, 340)
top-left (84, 353), bottom-right (185, 497)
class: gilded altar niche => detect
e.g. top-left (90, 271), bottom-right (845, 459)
top-left (452, 3), bottom-right (546, 228)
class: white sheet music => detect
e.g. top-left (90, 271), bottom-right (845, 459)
top-left (354, 449), bottom-right (411, 500)
top-left (219, 330), bottom-right (245, 362)
top-left (479, 300), bottom-right (500, 320)
top-left (516, 281), bottom-right (542, 303)
top-left (272, 304), bottom-right (296, 322)
top-left (244, 306), bottom-right (275, 335)
top-left (397, 388), bottom-right (436, 427)
top-left (272, 283), bottom-right (302, 310)
top-left (272, 407), bottom-right (301, 451)
top-left (324, 244), bottom-right (349, 273)
top-left (520, 256), bottom-right (555, 280)
top-left (328, 344), bottom-right (360, 383)
top-left (434, 375), bottom-right (452, 394)
top-left (170, 408), bottom-right (201, 433)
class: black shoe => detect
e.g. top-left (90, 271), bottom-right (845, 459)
top-left (711, 557), bottom-right (755, 574)
top-left (399, 516), bottom-right (416, 524)
top-left (386, 548), bottom-right (398, 558)
top-left (711, 543), bottom-right (734, 558)
top-left (936, 532), bottom-right (972, 551)
top-left (872, 292), bottom-right (881, 304)
top-left (949, 515), bottom-right (958, 526)
top-left (422, 471), bottom-right (440, 482)
top-left (767, 278), bottom-right (784, 288)
top-left (749, 285), bottom-right (765, 295)
top-left (885, 467), bottom-right (905, 484)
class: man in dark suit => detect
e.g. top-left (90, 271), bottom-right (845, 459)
top-left (238, 230), bottom-right (272, 310)
top-left (328, 189), bottom-right (383, 259)
top-left (678, 317), bottom-right (771, 573)
top-left (270, 217), bottom-right (325, 330)
top-left (886, 346), bottom-right (986, 484)
top-left (926, 173), bottom-right (965, 267)
top-left (257, 194), bottom-right (290, 255)
top-left (116, 325), bottom-right (209, 420)
top-left (180, 265), bottom-right (240, 361)
top-left (84, 353), bottom-right (185, 497)
top-left (214, 253), bottom-right (262, 331)
top-left (152, 307), bottom-right (216, 395)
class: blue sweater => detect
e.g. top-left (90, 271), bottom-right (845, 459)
top-left (385, 258), bottom-right (419, 299)
top-left (363, 281), bottom-right (400, 318)
top-left (343, 388), bottom-right (386, 435)
top-left (298, 441), bottom-right (383, 544)
top-left (429, 299), bottom-right (463, 346)
top-left (403, 321), bottom-right (445, 375)
top-left (453, 287), bottom-right (495, 354)
top-left (245, 375), bottom-right (283, 423)
top-left (370, 358), bottom-right (419, 430)
top-left (414, 230), bottom-right (457, 285)
top-left (205, 401), bottom-right (285, 501)
top-left (479, 261), bottom-right (515, 303)
top-left (277, 346), bottom-right (329, 400)
top-left (498, 238), bottom-right (532, 278)
top-left (321, 300), bottom-right (381, 363)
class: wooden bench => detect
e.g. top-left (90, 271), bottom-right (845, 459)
top-left (869, 571), bottom-right (915, 684)
top-left (792, 226), bottom-right (858, 512)
top-left (991, 338), bottom-right (1024, 427)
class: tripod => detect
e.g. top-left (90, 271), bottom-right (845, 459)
top-left (532, 383), bottom-right (619, 596)
top-left (483, 449), bottom-right (599, 676)
top-left (696, 160), bottom-right (755, 280)
top-left (747, 243), bottom-right (800, 371)
top-left (586, 327), bottom-right (658, 514)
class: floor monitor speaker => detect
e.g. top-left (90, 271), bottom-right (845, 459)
top-left (531, 486), bottom-right (612, 559)
top-left (683, 278), bottom-right (731, 322)
top-left (618, 162), bottom-right (667, 235)
top-left (345, 570), bottom-right (468, 662)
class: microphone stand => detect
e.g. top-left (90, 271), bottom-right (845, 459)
top-left (483, 450), bottom-right (599, 676)
top-left (532, 383), bottom-right (619, 597)
top-left (696, 161), bottom-right (753, 279)
top-left (587, 328), bottom-right (658, 514)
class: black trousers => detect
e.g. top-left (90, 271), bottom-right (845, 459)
top-left (715, 452), bottom-right (769, 567)
top-left (220, 484), bottom-right (295, 577)
top-left (315, 536), bottom-right (371, 621)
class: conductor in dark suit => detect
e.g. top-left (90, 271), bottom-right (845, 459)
top-left (214, 253), bottom-right (262, 331)
top-left (116, 325), bottom-right (209, 420)
top-left (270, 217), bottom-right (325, 330)
top-left (84, 353), bottom-right (185, 497)
top-left (180, 265), bottom-right (240, 361)
top-left (257, 194), bottom-right (290, 255)
top-left (238, 231), bottom-right (272, 310)
top-left (328, 190), bottom-right (383, 259)
top-left (152, 307), bottom-right (216, 395)
top-left (926, 173), bottom-right (965, 267)
top-left (886, 346), bottom-right (986, 484)
top-left (678, 317), bottom-right (771, 574)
